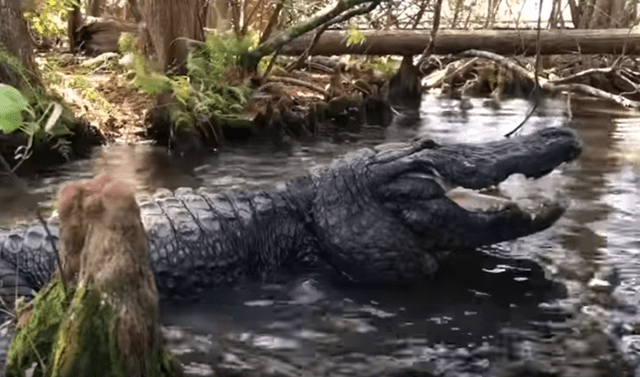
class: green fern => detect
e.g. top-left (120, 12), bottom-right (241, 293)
top-left (123, 32), bottom-right (255, 133)
top-left (131, 55), bottom-right (171, 95)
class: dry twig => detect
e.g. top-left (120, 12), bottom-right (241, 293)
top-left (459, 49), bottom-right (640, 110)
top-left (264, 76), bottom-right (328, 97)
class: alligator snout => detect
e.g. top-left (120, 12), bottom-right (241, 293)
top-left (537, 126), bottom-right (583, 161)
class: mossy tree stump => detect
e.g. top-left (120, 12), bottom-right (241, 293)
top-left (6, 175), bottom-right (180, 377)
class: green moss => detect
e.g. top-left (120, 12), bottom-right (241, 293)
top-left (7, 279), bottom-right (176, 377)
top-left (53, 282), bottom-right (175, 377)
top-left (51, 282), bottom-right (126, 377)
top-left (6, 280), bottom-right (71, 377)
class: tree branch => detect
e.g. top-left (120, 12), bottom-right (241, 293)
top-left (243, 0), bottom-right (383, 73)
top-left (459, 49), bottom-right (640, 109)
top-left (285, 0), bottom-right (379, 72)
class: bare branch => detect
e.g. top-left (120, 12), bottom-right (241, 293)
top-left (285, 0), bottom-right (379, 72)
top-left (265, 76), bottom-right (329, 97)
top-left (243, 0), bottom-right (382, 72)
top-left (459, 49), bottom-right (640, 110)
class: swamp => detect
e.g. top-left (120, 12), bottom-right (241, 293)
top-left (2, 0), bottom-right (640, 376)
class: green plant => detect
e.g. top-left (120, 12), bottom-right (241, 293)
top-left (183, 33), bottom-right (254, 117)
top-left (117, 33), bottom-right (137, 54)
top-left (129, 55), bottom-right (171, 96)
top-left (123, 32), bottom-right (254, 139)
top-left (0, 83), bottom-right (73, 170)
top-left (187, 32), bottom-right (255, 84)
top-left (0, 49), bottom-right (75, 173)
top-left (346, 25), bottom-right (365, 47)
top-left (485, 71), bottom-right (499, 91)
top-left (24, 0), bottom-right (78, 39)
top-left (363, 57), bottom-right (399, 77)
top-left (118, 33), bottom-right (171, 95)
top-left (0, 47), bottom-right (32, 89)
top-left (0, 85), bottom-right (29, 134)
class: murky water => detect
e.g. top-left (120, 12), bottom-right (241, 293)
top-left (1, 95), bottom-right (640, 376)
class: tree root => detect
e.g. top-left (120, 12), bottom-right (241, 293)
top-left (450, 50), bottom-right (640, 110)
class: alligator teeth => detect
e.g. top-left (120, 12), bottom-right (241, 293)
top-left (446, 187), bottom-right (512, 212)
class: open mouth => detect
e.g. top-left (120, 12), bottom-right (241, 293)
top-left (447, 186), bottom-right (517, 212)
top-left (446, 185), bottom-right (565, 226)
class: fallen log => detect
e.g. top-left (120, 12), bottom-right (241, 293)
top-left (279, 29), bottom-right (640, 56)
top-left (75, 18), bottom-right (139, 56)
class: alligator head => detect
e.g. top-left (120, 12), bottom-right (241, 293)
top-left (309, 127), bottom-right (582, 283)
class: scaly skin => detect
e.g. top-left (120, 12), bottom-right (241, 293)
top-left (0, 127), bottom-right (582, 298)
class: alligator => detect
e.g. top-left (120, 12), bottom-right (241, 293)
top-left (0, 127), bottom-right (581, 299)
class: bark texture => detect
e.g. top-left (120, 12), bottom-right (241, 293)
top-left (0, 0), bottom-right (36, 81)
top-left (568, 0), bottom-right (636, 28)
top-left (278, 29), bottom-right (640, 56)
top-left (139, 0), bottom-right (206, 73)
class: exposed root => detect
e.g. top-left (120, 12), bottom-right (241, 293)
top-left (460, 49), bottom-right (640, 109)
top-left (428, 49), bottom-right (640, 110)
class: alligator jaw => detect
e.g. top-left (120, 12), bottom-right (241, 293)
top-left (373, 127), bottom-right (581, 253)
top-left (446, 186), bottom-right (566, 236)
top-left (435, 127), bottom-right (582, 240)
top-left (429, 127), bottom-right (583, 190)
top-left (446, 187), bottom-right (514, 212)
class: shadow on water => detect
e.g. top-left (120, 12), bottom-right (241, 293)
top-left (2, 95), bottom-right (640, 376)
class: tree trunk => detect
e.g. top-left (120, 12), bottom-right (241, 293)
top-left (139, 0), bottom-right (206, 73)
top-left (68, 4), bottom-right (83, 53)
top-left (589, 0), bottom-right (615, 28)
top-left (277, 29), bottom-right (640, 56)
top-left (126, 0), bottom-right (143, 23)
top-left (6, 176), bottom-right (179, 377)
top-left (229, 0), bottom-right (243, 35)
top-left (259, 0), bottom-right (283, 44)
top-left (0, 0), bottom-right (36, 85)
top-left (572, 0), bottom-right (635, 28)
top-left (89, 0), bottom-right (102, 17)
